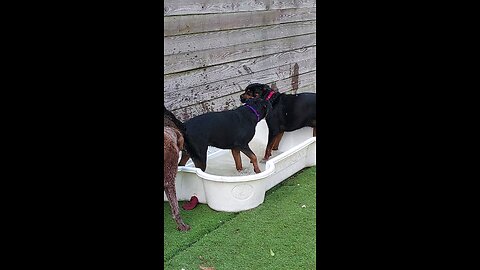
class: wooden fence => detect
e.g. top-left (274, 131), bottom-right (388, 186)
top-left (164, 0), bottom-right (316, 121)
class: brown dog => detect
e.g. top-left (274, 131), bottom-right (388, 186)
top-left (164, 106), bottom-right (190, 231)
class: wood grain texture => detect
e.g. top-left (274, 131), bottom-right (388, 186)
top-left (165, 58), bottom-right (316, 110)
top-left (164, 8), bottom-right (316, 36)
top-left (163, 1), bottom-right (316, 121)
top-left (164, 0), bottom-right (316, 16)
top-left (289, 82), bottom-right (316, 94)
top-left (164, 33), bottom-right (316, 74)
top-left (272, 70), bottom-right (316, 93)
top-left (164, 46), bottom-right (316, 92)
top-left (170, 71), bottom-right (316, 121)
top-left (164, 20), bottom-right (316, 56)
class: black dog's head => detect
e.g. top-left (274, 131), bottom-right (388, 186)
top-left (240, 83), bottom-right (274, 103)
top-left (244, 97), bottom-right (272, 120)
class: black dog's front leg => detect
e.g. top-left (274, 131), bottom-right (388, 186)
top-left (264, 129), bottom-right (278, 161)
top-left (272, 131), bottom-right (284, 150)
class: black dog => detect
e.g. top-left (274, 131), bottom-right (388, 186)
top-left (178, 98), bottom-right (271, 173)
top-left (240, 83), bottom-right (316, 161)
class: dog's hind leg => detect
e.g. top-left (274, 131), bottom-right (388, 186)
top-left (191, 151), bottom-right (207, 172)
top-left (178, 150), bottom-right (190, 166)
top-left (240, 146), bottom-right (261, 173)
top-left (313, 127), bottom-right (316, 137)
top-left (164, 180), bottom-right (190, 231)
top-left (164, 151), bottom-right (190, 231)
top-left (272, 131), bottom-right (284, 150)
top-left (186, 143), bottom-right (208, 171)
top-left (191, 158), bottom-right (206, 172)
top-left (231, 149), bottom-right (243, 171)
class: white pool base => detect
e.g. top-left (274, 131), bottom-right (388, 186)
top-left (164, 120), bottom-right (316, 212)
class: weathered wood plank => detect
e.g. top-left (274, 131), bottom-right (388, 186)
top-left (164, 20), bottom-right (316, 56)
top-left (286, 82), bottom-right (316, 94)
top-left (164, 33), bottom-right (316, 74)
top-left (169, 69), bottom-right (317, 114)
top-left (171, 94), bottom-right (242, 121)
top-left (163, 1), bottom-right (317, 121)
top-left (170, 71), bottom-right (316, 121)
top-left (165, 58), bottom-right (316, 110)
top-left (164, 8), bottom-right (316, 36)
top-left (271, 70), bottom-right (316, 93)
top-left (164, 46), bottom-right (316, 92)
top-left (164, 0), bottom-right (316, 16)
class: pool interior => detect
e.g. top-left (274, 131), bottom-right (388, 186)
top-left (183, 140), bottom-right (285, 177)
top-left (180, 123), bottom-right (315, 177)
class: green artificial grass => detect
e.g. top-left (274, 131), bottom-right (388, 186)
top-left (164, 166), bottom-right (316, 270)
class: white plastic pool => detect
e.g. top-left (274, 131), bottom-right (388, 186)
top-left (164, 119), bottom-right (316, 212)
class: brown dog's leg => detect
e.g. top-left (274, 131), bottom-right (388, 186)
top-left (164, 180), bottom-right (190, 231)
top-left (313, 127), bottom-right (316, 137)
top-left (231, 149), bottom-right (243, 171)
top-left (272, 131), bottom-right (284, 150)
top-left (240, 147), bottom-right (261, 173)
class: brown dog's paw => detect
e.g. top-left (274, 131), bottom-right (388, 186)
top-left (177, 223), bottom-right (190, 231)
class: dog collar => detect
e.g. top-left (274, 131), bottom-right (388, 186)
top-left (244, 104), bottom-right (260, 122)
top-left (265, 90), bottom-right (275, 101)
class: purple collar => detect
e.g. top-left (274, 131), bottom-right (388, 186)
top-left (244, 104), bottom-right (260, 122)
